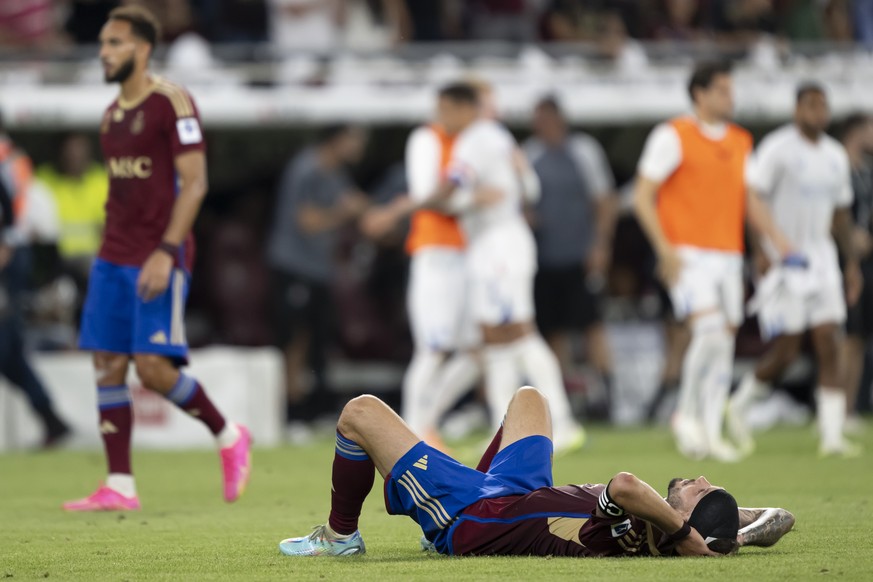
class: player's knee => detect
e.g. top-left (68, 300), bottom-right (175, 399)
top-left (513, 386), bottom-right (547, 407)
top-left (133, 355), bottom-right (167, 390)
top-left (338, 394), bottom-right (381, 434)
top-left (94, 354), bottom-right (128, 385)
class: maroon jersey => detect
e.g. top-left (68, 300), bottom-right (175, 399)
top-left (98, 77), bottom-right (205, 270)
top-left (449, 484), bottom-right (675, 557)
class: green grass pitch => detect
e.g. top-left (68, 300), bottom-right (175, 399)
top-left (2, 423), bottom-right (872, 581)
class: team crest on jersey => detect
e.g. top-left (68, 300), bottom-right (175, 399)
top-left (131, 110), bottom-right (145, 135)
top-left (113, 108), bottom-right (124, 123)
top-left (611, 519), bottom-right (632, 538)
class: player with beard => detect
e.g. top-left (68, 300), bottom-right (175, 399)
top-left (275, 387), bottom-right (794, 557)
top-left (728, 84), bottom-right (863, 458)
top-left (63, 5), bottom-right (251, 511)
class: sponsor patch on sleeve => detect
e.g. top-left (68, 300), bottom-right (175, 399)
top-left (176, 117), bottom-right (203, 145)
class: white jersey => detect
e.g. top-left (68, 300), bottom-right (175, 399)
top-left (405, 125), bottom-right (443, 204)
top-left (746, 123), bottom-right (853, 256)
top-left (448, 119), bottom-right (527, 239)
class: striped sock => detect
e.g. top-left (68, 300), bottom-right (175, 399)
top-left (329, 431), bottom-right (375, 535)
top-left (97, 385), bottom-right (133, 476)
top-left (165, 374), bottom-right (227, 435)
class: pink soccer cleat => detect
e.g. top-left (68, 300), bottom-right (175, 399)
top-left (220, 424), bottom-right (252, 502)
top-left (63, 485), bottom-right (141, 512)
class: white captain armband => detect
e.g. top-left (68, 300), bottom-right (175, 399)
top-left (598, 480), bottom-right (626, 517)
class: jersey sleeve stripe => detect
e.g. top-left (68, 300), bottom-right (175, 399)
top-left (155, 81), bottom-right (194, 118)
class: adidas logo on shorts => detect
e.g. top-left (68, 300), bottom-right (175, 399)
top-left (150, 331), bottom-right (168, 345)
top-left (413, 455), bottom-right (429, 471)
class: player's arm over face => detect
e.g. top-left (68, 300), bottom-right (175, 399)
top-left (737, 507), bottom-right (795, 547)
top-left (606, 472), bottom-right (718, 557)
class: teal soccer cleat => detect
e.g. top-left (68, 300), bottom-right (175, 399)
top-left (279, 525), bottom-right (366, 557)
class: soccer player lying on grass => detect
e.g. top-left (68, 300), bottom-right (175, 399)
top-left (278, 387), bottom-right (794, 558)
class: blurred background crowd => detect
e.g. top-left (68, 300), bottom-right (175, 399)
top-left (3, 0), bottom-right (873, 51)
top-left (2, 0), bottom-right (873, 440)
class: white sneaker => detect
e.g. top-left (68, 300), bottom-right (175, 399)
top-left (819, 439), bottom-right (863, 459)
top-left (672, 415), bottom-right (708, 461)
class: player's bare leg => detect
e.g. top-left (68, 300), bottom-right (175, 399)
top-left (811, 324), bottom-right (861, 457)
top-left (279, 395), bottom-right (421, 557)
top-left (133, 354), bottom-right (252, 501)
top-left (728, 333), bottom-right (802, 455)
top-left (63, 352), bottom-right (140, 511)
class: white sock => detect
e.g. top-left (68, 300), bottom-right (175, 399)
top-left (516, 334), bottom-right (577, 431)
top-left (421, 351), bottom-right (482, 432)
top-left (676, 324), bottom-right (714, 422)
top-left (701, 329), bottom-right (735, 448)
top-left (216, 422), bottom-right (241, 449)
top-left (106, 473), bottom-right (137, 498)
top-left (483, 343), bottom-right (521, 428)
top-left (324, 523), bottom-right (354, 540)
top-left (400, 350), bottom-right (445, 434)
top-left (817, 387), bottom-right (847, 450)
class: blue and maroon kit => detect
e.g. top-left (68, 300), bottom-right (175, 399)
top-left (79, 78), bottom-right (205, 362)
top-left (384, 436), bottom-right (673, 557)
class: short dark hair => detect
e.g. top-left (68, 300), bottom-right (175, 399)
top-left (535, 95), bottom-right (563, 116)
top-left (796, 81), bottom-right (826, 104)
top-left (438, 82), bottom-right (479, 106)
top-left (316, 123), bottom-right (354, 145)
top-left (688, 61), bottom-right (732, 104)
top-left (108, 5), bottom-right (161, 49)
top-left (840, 112), bottom-right (872, 141)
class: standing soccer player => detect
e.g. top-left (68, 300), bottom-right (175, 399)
top-left (64, 6), bottom-right (251, 511)
top-left (728, 84), bottom-right (863, 458)
top-left (437, 84), bottom-right (583, 450)
top-left (633, 61), bottom-right (792, 462)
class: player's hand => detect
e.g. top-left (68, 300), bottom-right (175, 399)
top-left (675, 527), bottom-right (720, 557)
top-left (137, 250), bottom-right (174, 302)
top-left (338, 193), bottom-right (370, 221)
top-left (753, 248), bottom-right (771, 276)
top-left (657, 247), bottom-right (682, 287)
top-left (845, 260), bottom-right (864, 307)
top-left (853, 227), bottom-right (873, 258)
top-left (360, 200), bottom-right (405, 240)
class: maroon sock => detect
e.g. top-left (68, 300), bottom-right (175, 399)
top-left (97, 385), bottom-right (133, 475)
top-left (329, 431), bottom-right (375, 535)
top-left (166, 374), bottom-right (227, 435)
top-left (475, 425), bottom-right (504, 473)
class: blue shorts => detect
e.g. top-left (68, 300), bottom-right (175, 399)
top-left (79, 258), bottom-right (190, 363)
top-left (383, 435), bottom-right (553, 554)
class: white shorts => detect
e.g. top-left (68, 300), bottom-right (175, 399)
top-left (407, 247), bottom-right (473, 352)
top-left (751, 244), bottom-right (846, 339)
top-left (669, 246), bottom-right (744, 327)
top-left (467, 220), bottom-right (537, 326)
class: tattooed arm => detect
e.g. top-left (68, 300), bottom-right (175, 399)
top-left (737, 507), bottom-right (795, 547)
